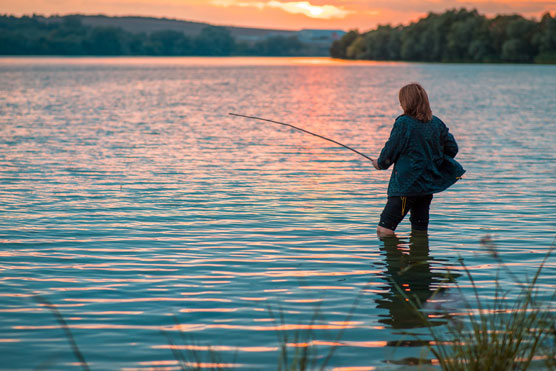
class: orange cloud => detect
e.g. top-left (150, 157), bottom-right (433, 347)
top-left (211, 1), bottom-right (352, 19)
top-left (1, 0), bottom-right (554, 30)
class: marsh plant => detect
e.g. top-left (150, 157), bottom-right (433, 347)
top-left (394, 236), bottom-right (555, 370)
top-left (162, 317), bottom-right (234, 371)
top-left (265, 300), bottom-right (357, 371)
top-left (163, 298), bottom-right (360, 371)
top-left (37, 237), bottom-right (554, 370)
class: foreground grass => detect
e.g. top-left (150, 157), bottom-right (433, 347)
top-left (396, 237), bottom-right (555, 370)
top-left (38, 237), bottom-right (555, 370)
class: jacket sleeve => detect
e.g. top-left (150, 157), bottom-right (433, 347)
top-left (377, 119), bottom-right (407, 170)
top-left (443, 127), bottom-right (459, 158)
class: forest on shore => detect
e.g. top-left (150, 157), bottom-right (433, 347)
top-left (330, 9), bottom-right (556, 63)
top-left (0, 15), bottom-right (321, 56)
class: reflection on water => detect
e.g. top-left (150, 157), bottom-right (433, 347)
top-left (0, 57), bottom-right (555, 370)
top-left (376, 232), bottom-right (457, 330)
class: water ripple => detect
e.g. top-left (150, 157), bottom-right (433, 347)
top-left (1, 57), bottom-right (555, 370)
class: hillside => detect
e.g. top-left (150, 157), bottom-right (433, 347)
top-left (0, 14), bottom-right (344, 56)
top-left (35, 14), bottom-right (299, 41)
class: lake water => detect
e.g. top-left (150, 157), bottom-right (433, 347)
top-left (1, 57), bottom-right (555, 370)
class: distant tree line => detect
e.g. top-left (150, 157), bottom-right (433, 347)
top-left (0, 15), bottom-right (323, 56)
top-left (330, 9), bottom-right (556, 63)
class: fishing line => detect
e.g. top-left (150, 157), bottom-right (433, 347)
top-left (229, 113), bottom-right (375, 163)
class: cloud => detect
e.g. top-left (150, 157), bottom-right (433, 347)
top-left (4, 0), bottom-right (554, 31)
top-left (268, 1), bottom-right (352, 18)
top-left (211, 0), bottom-right (353, 19)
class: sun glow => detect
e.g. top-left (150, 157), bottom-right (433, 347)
top-left (212, 1), bottom-right (351, 19)
top-left (308, 6), bottom-right (323, 17)
top-left (269, 1), bottom-right (351, 19)
top-left (296, 2), bottom-right (325, 17)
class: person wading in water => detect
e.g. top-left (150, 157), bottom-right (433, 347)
top-left (372, 83), bottom-right (465, 238)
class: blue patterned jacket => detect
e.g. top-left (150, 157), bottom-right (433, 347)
top-left (377, 115), bottom-right (465, 196)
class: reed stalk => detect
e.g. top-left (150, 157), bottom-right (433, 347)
top-left (392, 238), bottom-right (555, 370)
top-left (34, 237), bottom-right (554, 370)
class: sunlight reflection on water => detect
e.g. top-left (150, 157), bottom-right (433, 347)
top-left (0, 57), bottom-right (555, 370)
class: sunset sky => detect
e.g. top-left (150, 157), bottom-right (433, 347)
top-left (2, 0), bottom-right (554, 31)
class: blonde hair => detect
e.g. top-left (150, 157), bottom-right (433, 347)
top-left (399, 83), bottom-right (433, 122)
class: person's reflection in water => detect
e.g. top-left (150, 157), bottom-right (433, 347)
top-left (375, 231), bottom-right (457, 329)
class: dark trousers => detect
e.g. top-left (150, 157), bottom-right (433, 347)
top-left (379, 194), bottom-right (433, 231)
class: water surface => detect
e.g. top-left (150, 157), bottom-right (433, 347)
top-left (1, 57), bottom-right (555, 370)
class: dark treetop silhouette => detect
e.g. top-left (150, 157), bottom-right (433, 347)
top-left (331, 9), bottom-right (556, 64)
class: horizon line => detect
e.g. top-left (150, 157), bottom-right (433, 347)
top-left (3, 9), bottom-right (554, 33)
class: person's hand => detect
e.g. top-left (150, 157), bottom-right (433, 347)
top-left (372, 159), bottom-right (380, 170)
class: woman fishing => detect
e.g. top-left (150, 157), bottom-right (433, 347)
top-left (372, 83), bottom-right (465, 237)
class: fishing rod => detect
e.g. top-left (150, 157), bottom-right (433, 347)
top-left (229, 113), bottom-right (375, 163)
